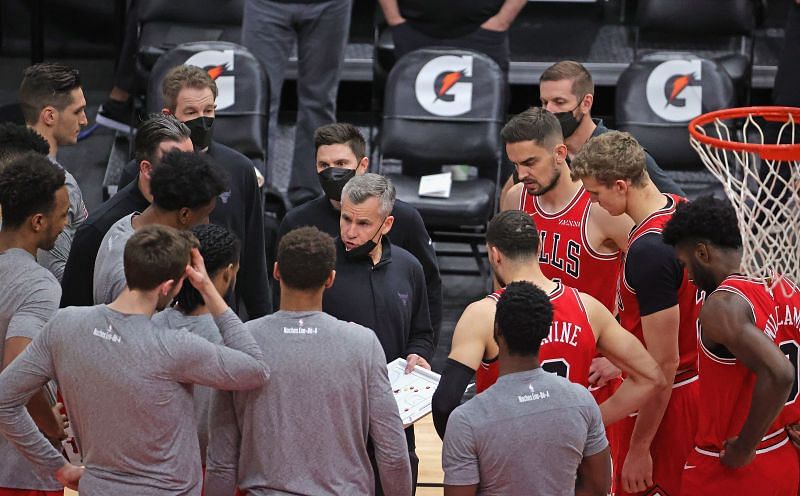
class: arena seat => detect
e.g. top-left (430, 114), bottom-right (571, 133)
top-left (136, 0), bottom-right (245, 87)
top-left (379, 48), bottom-right (506, 275)
top-left (615, 52), bottom-right (738, 171)
top-left (635, 0), bottom-right (756, 102)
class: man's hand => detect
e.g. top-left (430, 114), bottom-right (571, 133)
top-left (480, 15), bottom-right (510, 32)
top-left (621, 446), bottom-right (653, 493)
top-left (47, 402), bottom-right (68, 441)
top-left (588, 357), bottom-right (622, 389)
top-left (405, 354), bottom-right (431, 373)
top-left (55, 462), bottom-right (83, 490)
top-left (720, 436), bottom-right (756, 468)
top-left (787, 424), bottom-right (800, 448)
top-left (185, 248), bottom-right (214, 292)
top-left (387, 15), bottom-right (406, 26)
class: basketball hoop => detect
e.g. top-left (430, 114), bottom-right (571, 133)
top-left (688, 106), bottom-right (800, 292)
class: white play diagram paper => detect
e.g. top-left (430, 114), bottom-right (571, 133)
top-left (387, 358), bottom-right (441, 427)
top-left (418, 172), bottom-right (452, 198)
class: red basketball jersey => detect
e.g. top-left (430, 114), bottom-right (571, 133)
top-left (520, 185), bottom-right (620, 312)
top-left (694, 275), bottom-right (795, 453)
top-left (617, 194), bottom-right (700, 380)
top-left (475, 282), bottom-right (597, 392)
top-left (770, 277), bottom-right (800, 428)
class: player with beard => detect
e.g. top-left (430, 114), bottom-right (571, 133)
top-left (662, 196), bottom-right (799, 495)
top-left (152, 224), bottom-right (240, 467)
top-left (0, 154), bottom-right (70, 496)
top-left (499, 108), bottom-right (633, 463)
top-left (431, 210), bottom-right (666, 440)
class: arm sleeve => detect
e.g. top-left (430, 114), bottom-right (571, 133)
top-left (367, 336), bottom-right (413, 496)
top-left (402, 208), bottom-right (443, 343)
top-left (442, 408), bottom-right (480, 486)
top-left (60, 224), bottom-right (103, 307)
top-left (582, 394), bottom-right (609, 457)
top-left (0, 325), bottom-right (67, 473)
top-left (236, 166), bottom-right (271, 319)
top-left (643, 152), bottom-right (686, 197)
top-left (432, 358), bottom-right (475, 439)
top-left (7, 281), bottom-right (60, 340)
top-left (163, 310), bottom-right (270, 389)
top-left (403, 262), bottom-right (435, 361)
top-left (625, 234), bottom-right (683, 316)
top-left (204, 389), bottom-right (241, 496)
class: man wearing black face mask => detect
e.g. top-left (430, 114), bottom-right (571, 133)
top-left (278, 123), bottom-right (442, 342)
top-left (321, 172), bottom-right (434, 496)
top-left (500, 61), bottom-right (684, 203)
top-left (117, 65), bottom-right (270, 319)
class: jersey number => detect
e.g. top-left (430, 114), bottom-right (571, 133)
top-left (780, 340), bottom-right (800, 405)
top-left (542, 358), bottom-right (570, 380)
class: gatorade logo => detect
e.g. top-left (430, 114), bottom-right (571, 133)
top-left (415, 55), bottom-right (473, 117)
top-left (185, 50), bottom-right (235, 110)
top-left (645, 60), bottom-right (702, 122)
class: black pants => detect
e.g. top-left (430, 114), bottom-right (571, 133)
top-left (369, 426), bottom-right (419, 496)
top-left (391, 21), bottom-right (510, 75)
top-left (112, 0), bottom-right (140, 93)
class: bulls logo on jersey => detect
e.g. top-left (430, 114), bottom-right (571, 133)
top-left (538, 230), bottom-right (581, 279)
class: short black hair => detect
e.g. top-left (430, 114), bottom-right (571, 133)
top-left (149, 151), bottom-right (228, 211)
top-left (486, 210), bottom-right (540, 259)
top-left (18, 63), bottom-right (82, 124)
top-left (277, 227), bottom-right (336, 290)
top-left (314, 123), bottom-right (367, 160)
top-left (501, 107), bottom-right (563, 146)
top-left (662, 195), bottom-right (742, 250)
top-left (134, 114), bottom-right (191, 164)
top-left (0, 123), bottom-right (50, 166)
top-left (175, 224), bottom-right (240, 313)
top-left (0, 152), bottom-right (65, 228)
top-left (495, 281), bottom-right (553, 356)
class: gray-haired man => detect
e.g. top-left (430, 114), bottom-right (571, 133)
top-left (60, 114), bottom-right (194, 307)
top-left (322, 173), bottom-right (434, 494)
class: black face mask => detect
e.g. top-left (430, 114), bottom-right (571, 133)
top-left (344, 218), bottom-right (386, 262)
top-left (184, 116), bottom-right (215, 150)
top-left (318, 167), bottom-right (356, 202)
top-left (553, 103), bottom-right (583, 138)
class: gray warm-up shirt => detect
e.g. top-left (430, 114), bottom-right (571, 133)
top-left (443, 368), bottom-right (608, 495)
top-left (0, 305), bottom-right (270, 496)
top-left (152, 308), bottom-right (221, 465)
top-left (93, 212), bottom-right (136, 304)
top-left (205, 310), bottom-right (412, 496)
top-left (38, 161), bottom-right (88, 282)
top-left (0, 248), bottom-right (62, 491)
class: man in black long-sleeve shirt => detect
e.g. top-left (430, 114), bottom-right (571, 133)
top-left (60, 115), bottom-right (194, 308)
top-left (279, 123), bottom-right (442, 341)
top-left (322, 173), bottom-right (433, 496)
top-left (115, 65), bottom-right (270, 318)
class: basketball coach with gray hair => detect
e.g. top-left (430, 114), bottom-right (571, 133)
top-left (322, 173), bottom-right (434, 494)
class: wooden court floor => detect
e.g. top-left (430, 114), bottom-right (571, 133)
top-left (64, 414), bottom-right (444, 496)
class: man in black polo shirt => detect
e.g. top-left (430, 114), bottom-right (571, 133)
top-left (379, 0), bottom-right (526, 73)
top-left (322, 173), bottom-right (433, 495)
top-left (116, 65), bottom-right (270, 319)
top-left (279, 123), bottom-right (442, 341)
top-left (60, 115), bottom-right (194, 307)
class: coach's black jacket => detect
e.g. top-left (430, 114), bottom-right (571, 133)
top-left (323, 237), bottom-right (434, 364)
top-left (280, 195), bottom-right (442, 341)
top-left (115, 140), bottom-right (270, 318)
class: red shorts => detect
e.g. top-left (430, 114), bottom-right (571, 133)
top-left (593, 377), bottom-right (624, 494)
top-left (0, 490), bottom-right (62, 496)
top-left (614, 378), bottom-right (699, 496)
top-left (681, 435), bottom-right (799, 496)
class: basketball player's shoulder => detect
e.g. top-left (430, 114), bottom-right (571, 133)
top-left (501, 182), bottom-right (525, 211)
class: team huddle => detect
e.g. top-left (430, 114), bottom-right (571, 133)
top-left (0, 58), bottom-right (799, 496)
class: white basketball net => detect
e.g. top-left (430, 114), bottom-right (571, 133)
top-left (690, 112), bottom-right (800, 290)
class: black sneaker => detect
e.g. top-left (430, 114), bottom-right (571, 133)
top-left (96, 99), bottom-right (134, 134)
